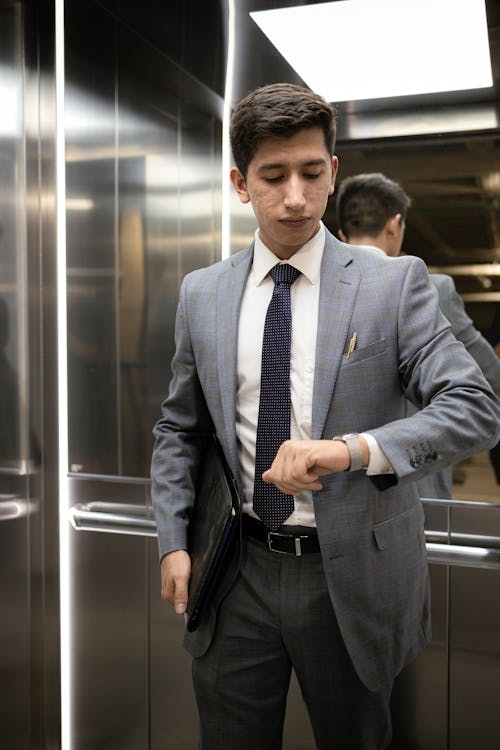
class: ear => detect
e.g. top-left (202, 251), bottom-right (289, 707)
top-left (328, 156), bottom-right (339, 195)
top-left (384, 214), bottom-right (405, 256)
top-left (386, 213), bottom-right (403, 236)
top-left (230, 167), bottom-right (251, 204)
top-left (338, 228), bottom-right (348, 242)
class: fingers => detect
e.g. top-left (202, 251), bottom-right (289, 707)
top-left (161, 549), bottom-right (191, 615)
top-left (262, 440), bottom-right (323, 494)
top-left (262, 439), bottom-right (351, 494)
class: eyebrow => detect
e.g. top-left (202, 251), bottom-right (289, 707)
top-left (256, 158), bottom-right (328, 173)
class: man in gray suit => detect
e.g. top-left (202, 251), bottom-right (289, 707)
top-left (336, 171), bottom-right (500, 499)
top-left (151, 84), bottom-right (500, 749)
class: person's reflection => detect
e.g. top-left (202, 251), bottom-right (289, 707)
top-left (488, 304), bottom-right (500, 484)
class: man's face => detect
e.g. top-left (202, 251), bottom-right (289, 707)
top-left (230, 127), bottom-right (338, 259)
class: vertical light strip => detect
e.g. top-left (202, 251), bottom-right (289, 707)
top-left (55, 0), bottom-right (71, 747)
top-left (17, 9), bottom-right (30, 474)
top-left (114, 54), bottom-right (122, 475)
top-left (221, 0), bottom-right (235, 260)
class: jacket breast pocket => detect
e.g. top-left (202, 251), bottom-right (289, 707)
top-left (343, 337), bottom-right (386, 366)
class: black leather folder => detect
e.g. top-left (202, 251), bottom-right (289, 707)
top-left (186, 436), bottom-right (241, 632)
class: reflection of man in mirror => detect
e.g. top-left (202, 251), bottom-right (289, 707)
top-left (488, 304), bottom-right (500, 483)
top-left (0, 296), bottom-right (20, 465)
top-left (336, 172), bottom-right (500, 498)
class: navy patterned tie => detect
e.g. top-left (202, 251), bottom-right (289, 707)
top-left (253, 263), bottom-right (301, 531)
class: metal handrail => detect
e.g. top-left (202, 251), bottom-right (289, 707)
top-left (69, 502), bottom-right (157, 537)
top-left (421, 497), bottom-right (500, 510)
top-left (68, 500), bottom-right (500, 569)
top-left (424, 530), bottom-right (500, 549)
top-left (425, 542), bottom-right (500, 570)
top-left (0, 495), bottom-right (38, 520)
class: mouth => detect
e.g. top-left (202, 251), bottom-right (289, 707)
top-left (279, 217), bottom-right (309, 228)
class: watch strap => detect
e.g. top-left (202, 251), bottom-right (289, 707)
top-left (332, 433), bottom-right (364, 472)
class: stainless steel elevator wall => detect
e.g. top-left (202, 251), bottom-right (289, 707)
top-left (63, 1), bottom-right (224, 747)
top-left (0, 1), bottom-right (60, 747)
top-left (0, 11), bottom-right (29, 742)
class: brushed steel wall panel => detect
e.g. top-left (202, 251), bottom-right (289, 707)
top-left (66, 1), bottom-right (119, 477)
top-left (0, 477), bottom-right (30, 750)
top-left (0, 5), bottom-right (32, 748)
top-left (65, 0), bottom-right (224, 479)
top-left (449, 567), bottom-right (500, 749)
top-left (0, 1), bottom-right (60, 747)
top-left (448, 506), bottom-right (500, 749)
top-left (390, 565), bottom-right (449, 750)
top-left (65, 1), bottom-right (224, 747)
top-left (68, 477), bottom-right (150, 749)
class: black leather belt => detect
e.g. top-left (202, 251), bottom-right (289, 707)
top-left (242, 515), bottom-right (320, 556)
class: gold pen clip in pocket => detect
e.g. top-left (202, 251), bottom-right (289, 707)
top-left (346, 332), bottom-right (357, 360)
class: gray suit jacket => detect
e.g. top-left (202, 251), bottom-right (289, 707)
top-left (151, 230), bottom-right (500, 692)
top-left (432, 273), bottom-right (500, 394)
top-left (415, 273), bottom-right (500, 499)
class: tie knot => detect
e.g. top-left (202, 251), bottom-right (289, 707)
top-left (269, 263), bottom-right (301, 287)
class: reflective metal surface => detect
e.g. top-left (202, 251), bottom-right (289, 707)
top-left (0, 1), bottom-right (60, 747)
top-left (65, 0), bottom-right (223, 480)
top-left (69, 501), bottom-right (157, 536)
top-left (1, 1), bottom-right (24, 744)
top-left (391, 500), bottom-right (500, 749)
top-left (64, 0), bottom-right (224, 747)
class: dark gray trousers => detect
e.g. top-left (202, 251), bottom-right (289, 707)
top-left (192, 535), bottom-right (392, 749)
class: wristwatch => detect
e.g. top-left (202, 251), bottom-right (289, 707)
top-left (332, 433), bottom-right (365, 472)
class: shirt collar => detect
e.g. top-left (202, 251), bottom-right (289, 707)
top-left (252, 222), bottom-right (325, 286)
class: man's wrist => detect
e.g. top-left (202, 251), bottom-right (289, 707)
top-left (331, 433), bottom-right (368, 471)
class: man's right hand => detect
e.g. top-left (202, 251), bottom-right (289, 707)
top-left (161, 549), bottom-right (191, 615)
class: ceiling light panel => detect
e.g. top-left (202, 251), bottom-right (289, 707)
top-left (250, 0), bottom-right (493, 103)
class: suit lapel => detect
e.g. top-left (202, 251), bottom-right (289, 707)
top-left (312, 233), bottom-right (361, 439)
top-left (216, 245), bottom-right (253, 471)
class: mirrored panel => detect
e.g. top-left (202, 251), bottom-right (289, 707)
top-left (0, 6), bottom-right (25, 472)
top-left (65, 0), bottom-right (223, 478)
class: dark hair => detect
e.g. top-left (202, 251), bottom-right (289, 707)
top-left (230, 83), bottom-right (337, 177)
top-left (336, 173), bottom-right (411, 239)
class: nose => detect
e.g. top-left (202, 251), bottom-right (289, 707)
top-left (283, 175), bottom-right (306, 211)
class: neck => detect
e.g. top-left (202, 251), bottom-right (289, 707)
top-left (348, 235), bottom-right (381, 248)
top-left (348, 235), bottom-right (394, 255)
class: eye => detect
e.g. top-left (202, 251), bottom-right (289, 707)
top-left (304, 172), bottom-right (321, 180)
top-left (264, 175), bottom-right (284, 183)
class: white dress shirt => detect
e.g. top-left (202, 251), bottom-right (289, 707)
top-left (236, 223), bottom-right (392, 527)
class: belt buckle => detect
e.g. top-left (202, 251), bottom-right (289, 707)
top-left (267, 531), bottom-right (303, 557)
